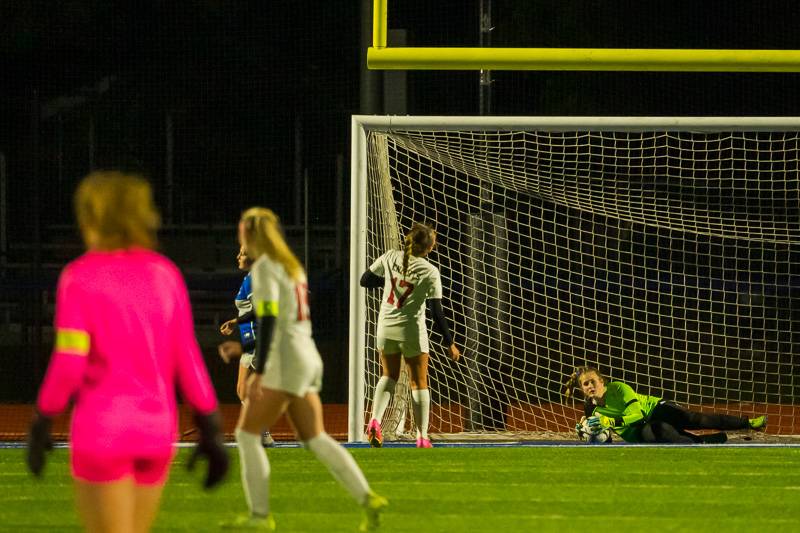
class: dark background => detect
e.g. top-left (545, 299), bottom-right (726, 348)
top-left (2, 0), bottom-right (800, 403)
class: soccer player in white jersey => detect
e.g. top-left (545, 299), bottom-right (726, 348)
top-left (222, 207), bottom-right (387, 532)
top-left (360, 222), bottom-right (461, 448)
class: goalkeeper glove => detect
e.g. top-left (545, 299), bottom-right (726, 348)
top-left (586, 415), bottom-right (614, 430)
top-left (26, 410), bottom-right (53, 477)
top-left (187, 411), bottom-right (229, 489)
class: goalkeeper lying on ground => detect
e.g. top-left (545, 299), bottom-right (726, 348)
top-left (563, 366), bottom-right (768, 444)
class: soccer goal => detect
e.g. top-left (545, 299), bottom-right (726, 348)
top-left (349, 116), bottom-right (800, 443)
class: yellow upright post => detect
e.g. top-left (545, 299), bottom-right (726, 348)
top-left (368, 0), bottom-right (800, 72)
top-left (373, 0), bottom-right (388, 49)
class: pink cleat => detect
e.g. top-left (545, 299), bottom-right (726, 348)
top-left (366, 419), bottom-right (383, 448)
top-left (416, 437), bottom-right (432, 448)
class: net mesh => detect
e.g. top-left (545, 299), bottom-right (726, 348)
top-left (361, 123), bottom-right (800, 439)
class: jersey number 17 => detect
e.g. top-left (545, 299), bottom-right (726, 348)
top-left (387, 277), bottom-right (415, 308)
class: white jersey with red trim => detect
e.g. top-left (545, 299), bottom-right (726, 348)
top-left (250, 254), bottom-right (318, 363)
top-left (369, 249), bottom-right (443, 341)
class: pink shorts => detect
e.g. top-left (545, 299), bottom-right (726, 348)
top-left (71, 448), bottom-right (176, 485)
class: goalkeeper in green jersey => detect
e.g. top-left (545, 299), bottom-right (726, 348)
top-left (564, 366), bottom-right (768, 444)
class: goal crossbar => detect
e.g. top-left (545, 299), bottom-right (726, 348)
top-left (369, 0), bottom-right (800, 72)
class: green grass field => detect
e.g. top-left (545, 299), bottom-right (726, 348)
top-left (2, 445), bottom-right (800, 532)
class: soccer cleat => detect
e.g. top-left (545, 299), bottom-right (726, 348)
top-left (416, 437), bottom-right (432, 448)
top-left (748, 415), bottom-right (768, 431)
top-left (359, 491), bottom-right (388, 532)
top-left (262, 432), bottom-right (275, 447)
top-left (366, 419), bottom-right (383, 448)
top-left (220, 513), bottom-right (276, 531)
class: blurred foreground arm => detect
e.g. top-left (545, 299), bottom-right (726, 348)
top-left (187, 411), bottom-right (229, 489)
top-left (26, 410), bottom-right (53, 477)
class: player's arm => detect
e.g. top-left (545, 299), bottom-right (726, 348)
top-left (360, 252), bottom-right (387, 288)
top-left (252, 299), bottom-right (277, 374)
top-left (172, 273), bottom-right (218, 414)
top-left (37, 328), bottom-right (90, 415)
top-left (360, 270), bottom-right (385, 288)
top-left (427, 298), bottom-right (453, 346)
top-left (29, 268), bottom-right (90, 476)
top-left (32, 327), bottom-right (88, 468)
top-left (248, 259), bottom-right (280, 380)
top-left (171, 269), bottom-right (228, 488)
top-left (427, 299), bottom-right (460, 360)
top-left (589, 383), bottom-right (646, 430)
top-left (37, 271), bottom-right (90, 416)
top-left (427, 269), bottom-right (460, 360)
top-left (612, 382), bottom-right (647, 426)
top-left (236, 310), bottom-right (256, 323)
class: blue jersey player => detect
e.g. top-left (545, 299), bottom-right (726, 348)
top-left (219, 246), bottom-right (274, 446)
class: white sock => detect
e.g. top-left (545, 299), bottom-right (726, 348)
top-left (304, 432), bottom-right (370, 505)
top-left (411, 388), bottom-right (430, 440)
top-left (370, 376), bottom-right (397, 423)
top-left (235, 428), bottom-right (270, 517)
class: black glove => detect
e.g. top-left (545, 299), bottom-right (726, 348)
top-left (187, 411), bottom-right (229, 489)
top-left (26, 411), bottom-right (54, 477)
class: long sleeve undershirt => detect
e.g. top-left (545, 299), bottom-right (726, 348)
top-left (359, 270), bottom-right (384, 288)
top-left (427, 298), bottom-right (453, 345)
top-left (252, 315), bottom-right (276, 374)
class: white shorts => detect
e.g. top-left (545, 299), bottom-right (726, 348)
top-left (377, 335), bottom-right (429, 358)
top-left (259, 346), bottom-right (323, 397)
top-left (240, 352), bottom-right (255, 369)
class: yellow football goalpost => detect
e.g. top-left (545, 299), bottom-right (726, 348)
top-left (367, 0), bottom-right (800, 72)
top-left (352, 1), bottom-right (800, 444)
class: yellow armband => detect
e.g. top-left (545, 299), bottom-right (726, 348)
top-left (55, 328), bottom-right (90, 356)
top-left (255, 300), bottom-right (279, 318)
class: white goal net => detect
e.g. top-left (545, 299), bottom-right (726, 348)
top-left (349, 116), bottom-right (799, 442)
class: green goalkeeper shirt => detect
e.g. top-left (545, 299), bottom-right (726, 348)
top-left (585, 382), bottom-right (661, 442)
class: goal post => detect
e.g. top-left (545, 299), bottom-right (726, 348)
top-left (349, 115), bottom-right (800, 442)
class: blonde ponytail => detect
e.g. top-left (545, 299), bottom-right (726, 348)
top-left (562, 371), bottom-right (580, 399)
top-left (402, 237), bottom-right (414, 277)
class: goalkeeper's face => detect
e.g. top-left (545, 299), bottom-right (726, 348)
top-left (579, 371), bottom-right (606, 400)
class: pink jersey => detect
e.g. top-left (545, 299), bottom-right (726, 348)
top-left (36, 248), bottom-right (218, 456)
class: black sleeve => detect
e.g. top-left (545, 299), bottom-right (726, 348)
top-left (253, 315), bottom-right (276, 374)
top-left (584, 400), bottom-right (595, 418)
top-left (427, 298), bottom-right (453, 346)
top-left (236, 310), bottom-right (256, 324)
top-left (360, 270), bottom-right (385, 288)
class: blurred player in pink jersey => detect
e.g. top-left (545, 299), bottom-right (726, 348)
top-left (221, 207), bottom-right (386, 532)
top-left (26, 170), bottom-right (228, 533)
top-left (360, 222), bottom-right (461, 448)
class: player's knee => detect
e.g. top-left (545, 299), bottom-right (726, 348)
top-left (301, 431), bottom-right (331, 452)
top-left (235, 427), bottom-right (261, 444)
top-left (380, 376), bottom-right (397, 393)
top-left (409, 377), bottom-right (428, 389)
top-left (384, 369), bottom-right (401, 381)
top-left (641, 422), bottom-right (663, 443)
